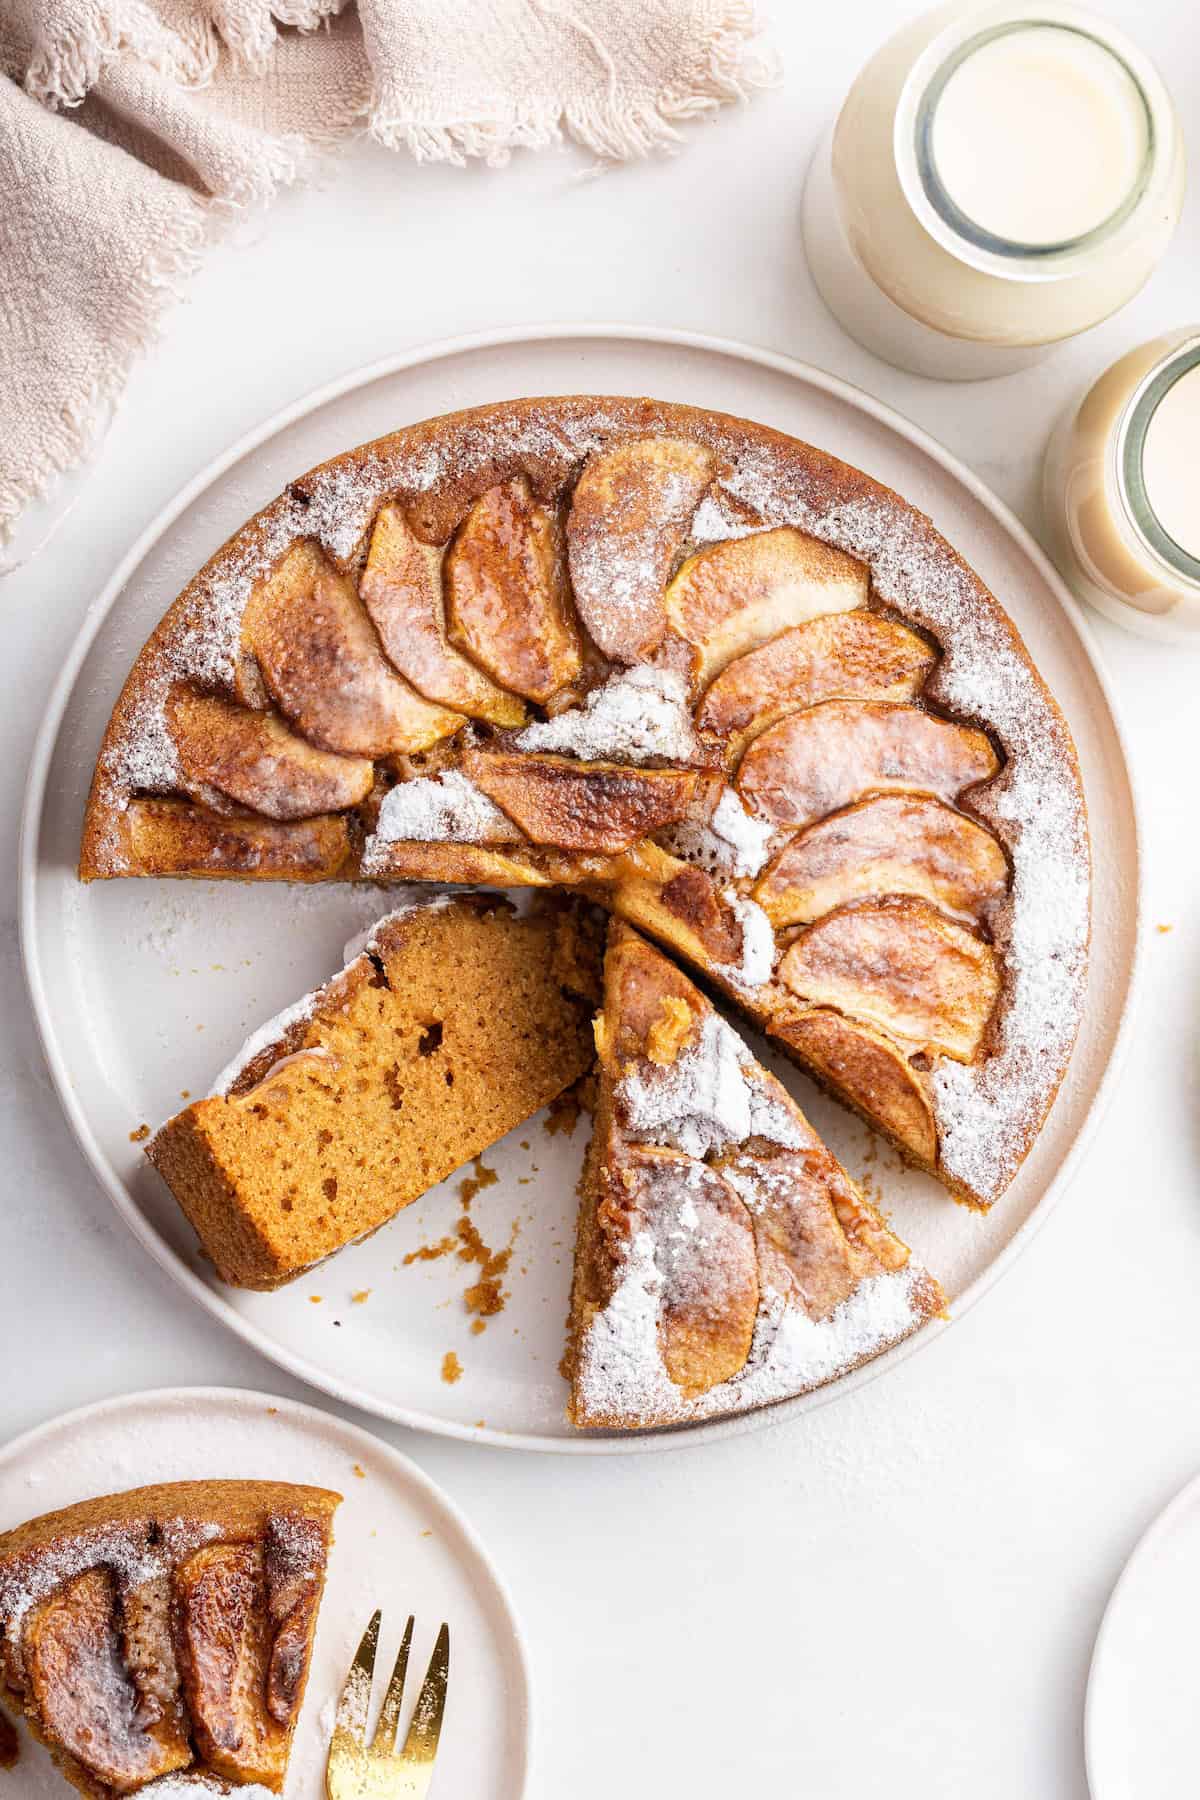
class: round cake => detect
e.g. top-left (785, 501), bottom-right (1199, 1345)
top-left (80, 396), bottom-right (1091, 1212)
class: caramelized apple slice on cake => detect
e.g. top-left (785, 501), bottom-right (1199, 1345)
top-left (360, 505), bottom-right (528, 725)
top-left (462, 750), bottom-right (697, 853)
top-left (754, 792), bottom-right (1009, 927)
top-left (695, 612), bottom-right (936, 767)
top-left (737, 699), bottom-right (999, 831)
top-left (243, 541), bottom-right (464, 757)
top-left (566, 921), bottom-right (944, 1429)
top-left (664, 527), bottom-right (868, 687)
top-left (165, 687), bottom-right (375, 821)
top-left (778, 897), bottom-right (1001, 1062)
top-left (567, 437), bottom-right (715, 661)
top-left (770, 1007), bottom-right (938, 1168)
top-left (445, 478), bottom-right (584, 703)
top-left (0, 1481), bottom-right (338, 1800)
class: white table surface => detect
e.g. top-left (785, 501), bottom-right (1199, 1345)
top-left (4, 6), bottom-right (1198, 1796)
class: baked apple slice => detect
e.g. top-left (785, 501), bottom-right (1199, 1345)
top-left (125, 797), bottom-right (353, 879)
top-left (243, 541), bottom-right (464, 757)
top-left (175, 1542), bottom-right (286, 1786)
top-left (606, 842), bottom-right (748, 971)
top-left (770, 1006), bottom-right (938, 1166)
top-left (462, 750), bottom-right (697, 853)
top-left (738, 700), bottom-right (999, 830)
top-left (445, 478), bottom-right (584, 703)
top-left (567, 437), bottom-right (715, 661)
top-left (166, 686), bottom-right (374, 821)
top-left (664, 527), bottom-right (868, 686)
top-left (753, 792), bottom-right (1008, 927)
top-left (25, 1568), bottom-right (191, 1789)
top-left (778, 897), bottom-right (1000, 1062)
top-left (695, 612), bottom-right (935, 767)
top-left (360, 505), bottom-right (528, 725)
top-left (619, 1144), bottom-right (759, 1395)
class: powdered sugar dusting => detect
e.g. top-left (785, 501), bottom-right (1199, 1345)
top-left (716, 890), bottom-right (776, 991)
top-left (142, 1780), bottom-right (276, 1800)
top-left (618, 1011), bottom-right (803, 1159)
top-left (659, 786), bottom-right (775, 877)
top-left (514, 666), bottom-right (699, 764)
top-left (206, 993), bottom-right (321, 1098)
top-left (712, 453), bottom-right (1090, 1202)
top-left (361, 772), bottom-right (514, 870)
top-left (576, 1233), bottom-right (926, 1427)
top-left (0, 1517), bottom-right (221, 1634)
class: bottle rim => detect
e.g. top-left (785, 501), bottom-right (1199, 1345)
top-left (1113, 334), bottom-right (1200, 593)
top-left (894, 5), bottom-right (1175, 285)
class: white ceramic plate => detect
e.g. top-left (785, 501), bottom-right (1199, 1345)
top-left (20, 326), bottom-right (1141, 1451)
top-left (0, 1387), bottom-right (531, 1799)
top-left (1085, 1469), bottom-right (1200, 1799)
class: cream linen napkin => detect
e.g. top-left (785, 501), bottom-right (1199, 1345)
top-left (0, 0), bottom-right (774, 553)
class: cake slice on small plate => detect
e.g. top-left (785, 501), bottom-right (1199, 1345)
top-left (148, 894), bottom-right (602, 1289)
top-left (0, 1480), bottom-right (338, 1798)
top-left (565, 922), bottom-right (945, 1430)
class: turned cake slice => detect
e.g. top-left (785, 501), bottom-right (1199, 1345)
top-left (149, 895), bottom-right (602, 1288)
top-left (0, 1480), bottom-right (338, 1799)
top-left (565, 922), bottom-right (944, 1430)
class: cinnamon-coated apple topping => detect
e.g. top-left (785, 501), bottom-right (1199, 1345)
top-left (462, 750), bottom-right (697, 853)
top-left (695, 611), bottom-right (935, 767)
top-left (664, 526), bottom-right (868, 687)
top-left (613, 1144), bottom-right (758, 1394)
top-left (166, 687), bottom-right (375, 821)
top-left (567, 438), bottom-right (715, 662)
top-left (25, 1568), bottom-right (191, 1789)
top-left (737, 700), bottom-right (999, 831)
top-left (753, 792), bottom-right (1008, 928)
top-left (778, 897), bottom-right (1001, 1063)
top-left (174, 1541), bottom-right (286, 1787)
top-left (769, 1007), bottom-right (938, 1167)
top-left (243, 541), bottom-right (464, 757)
top-left (445, 478), bottom-right (584, 703)
top-left (360, 505), bottom-right (528, 726)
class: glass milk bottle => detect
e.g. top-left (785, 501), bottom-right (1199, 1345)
top-left (802, 3), bottom-right (1185, 379)
top-left (1044, 330), bottom-right (1200, 642)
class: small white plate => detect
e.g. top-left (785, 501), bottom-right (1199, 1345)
top-left (20, 325), bottom-right (1142, 1451)
top-left (0, 1387), bottom-right (531, 1799)
top-left (1085, 1469), bottom-right (1200, 1799)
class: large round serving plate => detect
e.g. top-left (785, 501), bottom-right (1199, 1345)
top-left (0, 1387), bottom-right (531, 1798)
top-left (20, 326), bottom-right (1140, 1452)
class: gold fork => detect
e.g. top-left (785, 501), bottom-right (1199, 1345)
top-left (326, 1610), bottom-right (451, 1800)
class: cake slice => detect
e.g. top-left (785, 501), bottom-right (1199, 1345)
top-left (148, 894), bottom-right (602, 1289)
top-left (566, 922), bottom-right (944, 1429)
top-left (0, 1480), bottom-right (339, 1799)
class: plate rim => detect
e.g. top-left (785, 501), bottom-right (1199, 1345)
top-left (18, 321), bottom-right (1144, 1454)
top-left (1083, 1463), bottom-right (1200, 1798)
top-left (0, 1382), bottom-right (534, 1798)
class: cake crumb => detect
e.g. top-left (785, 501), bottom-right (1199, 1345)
top-left (420, 1529), bottom-right (433, 1538)
top-left (442, 1352), bottom-right (463, 1384)
top-left (351, 1289), bottom-right (371, 1305)
top-left (179, 1089), bottom-right (191, 1099)
top-left (458, 1157), bottom-right (498, 1208)
top-left (403, 1234), bottom-right (457, 1264)
top-left (470, 1318), bottom-right (487, 1336)
top-left (129, 1123), bottom-right (151, 1143)
top-left (352, 1464), bottom-right (366, 1480)
top-left (1156, 922), bottom-right (1174, 934)
top-left (309, 1295), bottom-right (322, 1305)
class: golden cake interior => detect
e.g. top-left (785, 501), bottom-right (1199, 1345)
top-left (149, 896), bottom-right (603, 1290)
top-left (0, 1480), bottom-right (339, 1799)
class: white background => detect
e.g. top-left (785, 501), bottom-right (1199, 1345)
top-left (3, 5), bottom-right (1199, 1795)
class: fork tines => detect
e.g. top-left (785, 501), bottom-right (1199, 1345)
top-left (326, 1610), bottom-right (451, 1799)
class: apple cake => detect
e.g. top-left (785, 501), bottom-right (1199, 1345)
top-left (0, 1480), bottom-right (338, 1798)
top-left (149, 893), bottom-right (602, 1288)
top-left (80, 396), bottom-right (1089, 1214)
top-left (566, 922), bottom-right (944, 1427)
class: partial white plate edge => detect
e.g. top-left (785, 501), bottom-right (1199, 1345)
top-left (0, 1384), bottom-right (534, 1798)
top-left (18, 321), bottom-right (1145, 1456)
top-left (1083, 1464), bottom-right (1200, 1800)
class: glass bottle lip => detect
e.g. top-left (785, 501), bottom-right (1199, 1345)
top-left (1113, 333), bottom-right (1200, 593)
top-left (894, 5), bottom-right (1174, 284)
